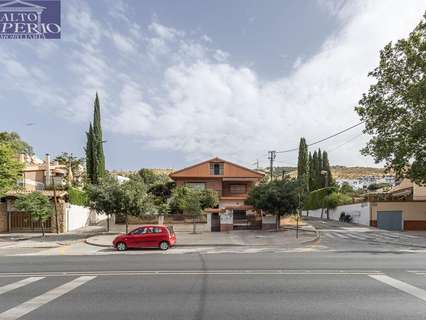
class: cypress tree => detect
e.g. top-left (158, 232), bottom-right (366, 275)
top-left (84, 93), bottom-right (106, 185)
top-left (308, 152), bottom-right (314, 191)
top-left (92, 93), bottom-right (105, 182)
top-left (85, 123), bottom-right (94, 184)
top-left (322, 150), bottom-right (333, 187)
top-left (317, 148), bottom-right (323, 188)
top-left (297, 137), bottom-right (309, 192)
top-left (312, 151), bottom-right (319, 191)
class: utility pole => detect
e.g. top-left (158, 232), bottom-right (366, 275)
top-left (268, 150), bottom-right (276, 181)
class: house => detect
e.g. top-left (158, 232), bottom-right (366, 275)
top-left (303, 178), bottom-right (426, 231)
top-left (19, 153), bottom-right (68, 191)
top-left (169, 157), bottom-right (267, 231)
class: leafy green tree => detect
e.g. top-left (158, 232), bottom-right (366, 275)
top-left (0, 143), bottom-right (24, 196)
top-left (339, 182), bottom-right (355, 194)
top-left (14, 192), bottom-right (53, 236)
top-left (245, 179), bottom-right (301, 230)
top-left (0, 132), bottom-right (33, 155)
top-left (322, 192), bottom-right (352, 219)
top-left (297, 137), bottom-right (309, 192)
top-left (148, 181), bottom-right (176, 205)
top-left (54, 152), bottom-right (84, 186)
top-left (356, 13), bottom-right (426, 184)
top-left (86, 175), bottom-right (122, 231)
top-left (120, 176), bottom-right (155, 233)
top-left (170, 186), bottom-right (219, 233)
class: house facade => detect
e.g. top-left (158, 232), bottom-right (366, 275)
top-left (169, 157), bottom-right (268, 231)
top-left (19, 153), bottom-right (68, 191)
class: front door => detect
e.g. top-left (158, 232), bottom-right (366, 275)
top-left (211, 213), bottom-right (220, 232)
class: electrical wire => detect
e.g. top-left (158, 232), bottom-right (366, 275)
top-left (276, 122), bottom-right (364, 153)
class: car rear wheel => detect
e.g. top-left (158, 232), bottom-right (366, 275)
top-left (159, 241), bottom-right (169, 250)
top-left (116, 242), bottom-right (127, 251)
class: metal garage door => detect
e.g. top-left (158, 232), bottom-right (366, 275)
top-left (377, 211), bottom-right (403, 231)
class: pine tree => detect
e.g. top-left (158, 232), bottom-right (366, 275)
top-left (93, 93), bottom-right (105, 181)
top-left (297, 137), bottom-right (309, 192)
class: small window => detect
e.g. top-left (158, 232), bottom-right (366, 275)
top-left (153, 227), bottom-right (162, 233)
top-left (210, 162), bottom-right (224, 175)
top-left (230, 184), bottom-right (246, 194)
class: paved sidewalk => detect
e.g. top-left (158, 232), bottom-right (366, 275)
top-left (86, 226), bottom-right (318, 248)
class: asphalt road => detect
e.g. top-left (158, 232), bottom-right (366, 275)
top-left (1, 252), bottom-right (426, 320)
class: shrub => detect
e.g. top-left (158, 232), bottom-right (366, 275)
top-left (68, 187), bottom-right (89, 206)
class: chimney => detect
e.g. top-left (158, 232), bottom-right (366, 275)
top-left (45, 153), bottom-right (51, 186)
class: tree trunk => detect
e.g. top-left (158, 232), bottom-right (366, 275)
top-left (125, 213), bottom-right (128, 234)
top-left (52, 177), bottom-right (60, 234)
top-left (107, 215), bottom-right (110, 232)
top-left (192, 216), bottom-right (196, 234)
top-left (276, 214), bottom-right (280, 231)
top-left (321, 208), bottom-right (324, 219)
top-left (326, 208), bottom-right (330, 220)
top-left (41, 220), bottom-right (45, 237)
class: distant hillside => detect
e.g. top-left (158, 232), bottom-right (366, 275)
top-left (276, 165), bottom-right (387, 179)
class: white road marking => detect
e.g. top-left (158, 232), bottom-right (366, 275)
top-left (331, 233), bottom-right (348, 239)
top-left (0, 270), bottom-right (383, 278)
top-left (345, 233), bottom-right (366, 240)
top-left (0, 276), bottom-right (95, 320)
top-left (369, 274), bottom-right (426, 302)
top-left (324, 233), bottom-right (336, 239)
top-left (0, 277), bottom-right (44, 295)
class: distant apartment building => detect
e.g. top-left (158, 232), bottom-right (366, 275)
top-left (336, 175), bottom-right (395, 190)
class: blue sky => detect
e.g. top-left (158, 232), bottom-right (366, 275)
top-left (0, 0), bottom-right (425, 170)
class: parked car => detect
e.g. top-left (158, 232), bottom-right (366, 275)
top-left (112, 225), bottom-right (176, 251)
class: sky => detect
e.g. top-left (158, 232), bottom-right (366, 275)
top-left (0, 0), bottom-right (425, 170)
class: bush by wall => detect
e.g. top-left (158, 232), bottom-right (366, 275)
top-left (68, 187), bottom-right (89, 206)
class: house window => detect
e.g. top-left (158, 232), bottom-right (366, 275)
top-left (210, 163), bottom-right (224, 176)
top-left (185, 182), bottom-right (206, 190)
top-left (230, 184), bottom-right (246, 194)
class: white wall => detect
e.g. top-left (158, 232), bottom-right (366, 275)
top-left (66, 205), bottom-right (92, 232)
top-left (303, 202), bottom-right (371, 226)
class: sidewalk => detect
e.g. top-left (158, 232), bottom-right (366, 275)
top-left (86, 225), bottom-right (318, 248)
top-left (0, 225), bottom-right (106, 249)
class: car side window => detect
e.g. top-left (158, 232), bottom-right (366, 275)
top-left (153, 227), bottom-right (162, 233)
top-left (133, 228), bottom-right (145, 235)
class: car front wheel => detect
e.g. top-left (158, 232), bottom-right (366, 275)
top-left (116, 242), bottom-right (127, 251)
top-left (159, 241), bottom-right (169, 250)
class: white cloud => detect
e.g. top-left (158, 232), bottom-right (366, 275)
top-left (111, 33), bottom-right (136, 54)
top-left (111, 1), bottom-right (425, 166)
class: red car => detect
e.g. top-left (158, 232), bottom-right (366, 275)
top-left (113, 225), bottom-right (176, 251)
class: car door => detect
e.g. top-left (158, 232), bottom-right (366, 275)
top-left (139, 227), bottom-right (156, 248)
top-left (127, 227), bottom-right (146, 248)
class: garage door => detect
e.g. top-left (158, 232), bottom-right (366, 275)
top-left (377, 211), bottom-right (403, 231)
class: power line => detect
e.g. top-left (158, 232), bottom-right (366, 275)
top-left (276, 122), bottom-right (364, 154)
top-left (328, 133), bottom-right (364, 153)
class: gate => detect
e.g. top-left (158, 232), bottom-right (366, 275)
top-left (377, 211), bottom-right (403, 231)
top-left (211, 213), bottom-right (220, 232)
top-left (10, 212), bottom-right (52, 232)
